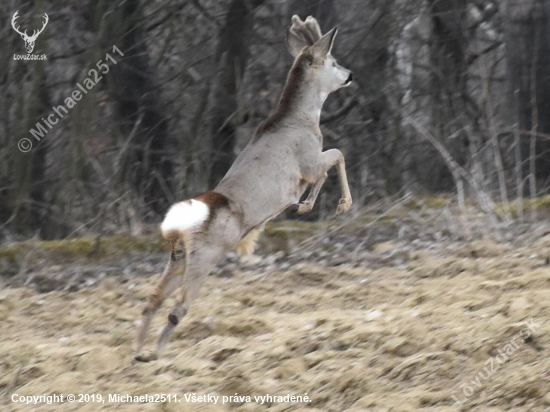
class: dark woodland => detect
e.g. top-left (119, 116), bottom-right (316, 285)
top-left (1, 0), bottom-right (549, 239)
top-left (4, 3), bottom-right (550, 411)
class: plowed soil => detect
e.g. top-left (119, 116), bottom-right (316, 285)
top-left (1, 212), bottom-right (550, 411)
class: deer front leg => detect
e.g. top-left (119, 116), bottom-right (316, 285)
top-left (295, 173), bottom-right (327, 214)
top-left (321, 149), bottom-right (352, 215)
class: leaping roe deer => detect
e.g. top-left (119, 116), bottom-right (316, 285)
top-left (134, 15), bottom-right (353, 362)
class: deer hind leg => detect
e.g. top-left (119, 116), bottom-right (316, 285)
top-left (235, 225), bottom-right (264, 256)
top-left (150, 244), bottom-right (227, 361)
top-left (135, 243), bottom-right (185, 359)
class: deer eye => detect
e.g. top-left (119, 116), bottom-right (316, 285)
top-left (332, 62), bottom-right (336, 67)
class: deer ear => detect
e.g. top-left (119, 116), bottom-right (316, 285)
top-left (286, 27), bottom-right (309, 58)
top-left (312, 27), bottom-right (338, 59)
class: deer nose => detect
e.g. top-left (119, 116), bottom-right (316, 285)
top-left (346, 73), bottom-right (354, 83)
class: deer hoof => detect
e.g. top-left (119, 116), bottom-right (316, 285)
top-left (288, 202), bottom-right (311, 214)
top-left (296, 202), bottom-right (312, 215)
top-left (288, 204), bottom-right (300, 214)
top-left (336, 198), bottom-right (352, 215)
top-left (134, 351), bottom-right (158, 363)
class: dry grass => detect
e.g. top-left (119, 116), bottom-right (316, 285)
top-left (1, 206), bottom-right (550, 411)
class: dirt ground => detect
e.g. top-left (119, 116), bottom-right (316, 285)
top-left (1, 206), bottom-right (550, 411)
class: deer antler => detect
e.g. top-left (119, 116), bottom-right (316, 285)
top-left (289, 15), bottom-right (323, 46)
top-left (28, 13), bottom-right (48, 40)
top-left (11, 11), bottom-right (28, 37)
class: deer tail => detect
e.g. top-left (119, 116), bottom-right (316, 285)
top-left (160, 199), bottom-right (210, 241)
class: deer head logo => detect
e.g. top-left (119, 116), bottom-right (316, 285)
top-left (12, 11), bottom-right (49, 54)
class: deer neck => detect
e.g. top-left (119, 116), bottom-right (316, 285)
top-left (255, 57), bottom-right (327, 137)
top-left (284, 83), bottom-right (326, 127)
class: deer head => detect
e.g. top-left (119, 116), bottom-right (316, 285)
top-left (286, 15), bottom-right (353, 96)
top-left (12, 11), bottom-right (49, 54)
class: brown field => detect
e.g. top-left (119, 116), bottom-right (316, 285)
top-left (1, 206), bottom-right (550, 411)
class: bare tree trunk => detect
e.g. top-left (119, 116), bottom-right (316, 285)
top-left (481, 54), bottom-right (511, 220)
top-left (513, 123), bottom-right (524, 220)
top-left (427, 0), bottom-right (472, 194)
top-left (9, 62), bottom-right (51, 237)
top-left (208, 0), bottom-right (262, 187)
top-left (505, 0), bottom-right (550, 192)
top-left (351, 2), bottom-right (393, 195)
top-left (103, 0), bottom-right (173, 215)
top-left (529, 24), bottom-right (540, 218)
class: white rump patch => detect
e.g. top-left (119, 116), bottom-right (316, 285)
top-left (160, 200), bottom-right (209, 234)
